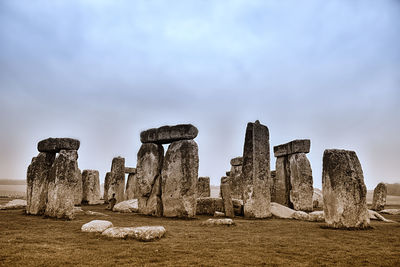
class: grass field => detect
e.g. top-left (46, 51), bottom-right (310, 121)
top-left (1, 203), bottom-right (400, 266)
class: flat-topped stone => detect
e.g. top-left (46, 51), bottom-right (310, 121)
top-left (273, 139), bottom-right (310, 157)
top-left (230, 157), bottom-right (243, 166)
top-left (38, 138), bottom-right (80, 153)
top-left (124, 167), bottom-right (136, 174)
top-left (140, 124), bottom-right (198, 144)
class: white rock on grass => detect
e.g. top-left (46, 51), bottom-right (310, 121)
top-left (292, 211), bottom-right (310, 221)
top-left (308, 211), bottom-right (325, 222)
top-left (102, 226), bottom-right (166, 241)
top-left (380, 209), bottom-right (400, 215)
top-left (112, 199), bottom-right (138, 213)
top-left (270, 202), bottom-right (295, 219)
top-left (0, 199), bottom-right (27, 210)
top-left (368, 210), bottom-right (395, 223)
top-left (81, 220), bottom-right (113, 233)
top-left (201, 218), bottom-right (235, 226)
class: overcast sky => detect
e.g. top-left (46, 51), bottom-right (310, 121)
top-left (0, 0), bottom-right (399, 189)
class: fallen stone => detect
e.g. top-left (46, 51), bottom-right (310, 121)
top-left (73, 207), bottom-right (85, 215)
top-left (270, 202), bottom-right (295, 219)
top-left (136, 143), bottom-right (164, 216)
top-left (230, 156), bottom-right (243, 166)
top-left (308, 211), bottom-right (325, 222)
top-left (124, 167), bottom-right (136, 174)
top-left (242, 120), bottom-right (271, 218)
top-left (81, 220), bottom-right (113, 233)
top-left (37, 138), bottom-right (80, 153)
top-left (102, 226), bottom-right (166, 241)
top-left (162, 140), bottom-right (198, 218)
top-left (84, 210), bottom-right (109, 216)
top-left (288, 153), bottom-right (313, 211)
top-left (140, 124), bottom-right (198, 144)
top-left (214, 211), bottom-right (225, 217)
top-left (380, 209), bottom-right (400, 215)
top-left (371, 182), bottom-right (387, 211)
top-left (220, 183), bottom-right (234, 218)
top-left (202, 218), bottom-right (235, 226)
top-left (197, 177), bottom-right (211, 198)
top-left (273, 139), bottom-right (310, 158)
top-left (101, 227), bottom-right (134, 238)
top-left (82, 170), bottom-right (101, 205)
top-left (292, 210), bottom-right (310, 221)
top-left (322, 149), bottom-right (370, 229)
top-left (112, 199), bottom-right (139, 213)
top-left (0, 199), bottom-right (27, 210)
top-left (368, 210), bottom-right (393, 222)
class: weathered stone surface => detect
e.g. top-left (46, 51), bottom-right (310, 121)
top-left (81, 220), bottom-right (113, 233)
top-left (228, 164), bottom-right (243, 200)
top-left (313, 188), bottom-right (323, 209)
top-left (272, 157), bottom-right (290, 207)
top-left (102, 226), bottom-right (166, 241)
top-left (196, 197), bottom-right (224, 215)
top-left (242, 121), bottom-right (271, 218)
top-left (322, 149), bottom-right (370, 229)
top-left (109, 157), bottom-right (125, 204)
top-left (125, 167), bottom-right (136, 174)
top-left (368, 210), bottom-right (393, 222)
top-left (37, 138), bottom-right (80, 153)
top-left (112, 199), bottom-right (138, 213)
top-left (74, 169), bottom-right (82, 205)
top-left (226, 171), bottom-right (231, 176)
top-left (125, 172), bottom-right (140, 200)
top-left (26, 152), bottom-right (55, 215)
top-left (201, 218), bottom-right (235, 226)
top-left (140, 124), bottom-right (198, 144)
top-left (288, 153), bottom-right (313, 211)
top-left (292, 210), bottom-right (310, 221)
top-left (197, 177), bottom-right (210, 198)
top-left (308, 211), bottom-right (325, 222)
top-left (230, 157), bottom-right (243, 166)
top-left (136, 143), bottom-right (164, 216)
top-left (380, 209), bottom-right (400, 215)
top-left (371, 182), bottom-right (387, 211)
top-left (82, 170), bottom-right (101, 205)
top-left (162, 140), bottom-right (198, 218)
top-left (0, 199), bottom-right (27, 210)
top-left (103, 172), bottom-right (111, 204)
top-left (220, 183), bottom-right (234, 218)
top-left (45, 150), bottom-right (80, 220)
top-left (273, 139), bottom-right (310, 158)
top-left (270, 202), bottom-right (295, 219)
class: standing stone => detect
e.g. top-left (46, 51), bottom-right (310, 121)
top-left (109, 157), bottom-right (125, 204)
top-left (74, 168), bottom-right (83, 205)
top-left (82, 170), bottom-right (101, 205)
top-left (26, 152), bottom-right (55, 215)
top-left (103, 172), bottom-right (111, 203)
top-left (125, 172), bottom-right (140, 200)
top-left (242, 120), bottom-right (271, 218)
top-left (136, 143), bottom-right (164, 216)
top-left (220, 182), bottom-right (234, 218)
top-left (45, 150), bottom-right (80, 219)
top-left (228, 157), bottom-right (244, 200)
top-left (197, 177), bottom-right (211, 197)
top-left (371, 182), bottom-right (387, 211)
top-left (140, 124), bottom-right (198, 144)
top-left (162, 140), bottom-right (199, 218)
top-left (272, 157), bottom-right (291, 207)
top-left (322, 149), bottom-right (370, 229)
top-left (288, 153), bottom-right (313, 211)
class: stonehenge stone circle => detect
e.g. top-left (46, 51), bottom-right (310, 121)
top-left (82, 170), bottom-right (101, 205)
top-left (103, 172), bottom-right (111, 203)
top-left (109, 157), bottom-right (125, 204)
top-left (45, 149), bottom-right (80, 220)
top-left (322, 149), bottom-right (370, 229)
top-left (242, 120), bottom-right (271, 218)
top-left (220, 182), bottom-right (234, 218)
top-left (273, 139), bottom-right (313, 211)
top-left (26, 152), bottom-right (55, 215)
top-left (162, 140), bottom-right (199, 218)
top-left (197, 176), bottom-right (211, 197)
top-left (136, 143), bottom-right (164, 216)
top-left (140, 124), bottom-right (198, 144)
top-left (372, 182), bottom-right (387, 211)
top-left (37, 138), bottom-right (80, 153)
top-left (125, 172), bottom-right (140, 200)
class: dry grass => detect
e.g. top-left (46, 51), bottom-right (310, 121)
top-left (1, 203), bottom-right (400, 267)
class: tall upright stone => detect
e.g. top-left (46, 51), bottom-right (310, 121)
top-left (82, 170), bottom-right (101, 205)
top-left (228, 157), bottom-right (244, 200)
top-left (45, 150), bottom-right (80, 219)
top-left (220, 181), bottom-right (234, 218)
top-left (272, 157), bottom-right (290, 207)
top-left (136, 143), bottom-right (164, 216)
top-left (242, 120), bottom-right (271, 218)
top-left (322, 149), bottom-right (370, 229)
top-left (103, 172), bottom-right (111, 203)
top-left (162, 140), bottom-right (199, 218)
top-left (197, 177), bottom-right (211, 198)
top-left (74, 168), bottom-right (82, 205)
top-left (371, 182), bottom-right (387, 211)
top-left (26, 152), bottom-right (55, 215)
top-left (288, 153), bottom-right (313, 211)
top-left (125, 169), bottom-right (140, 200)
top-left (109, 157), bottom-right (125, 204)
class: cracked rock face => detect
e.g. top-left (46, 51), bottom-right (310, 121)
top-left (371, 182), bottom-right (387, 211)
top-left (82, 170), bottom-right (101, 205)
top-left (242, 121), bottom-right (271, 218)
top-left (136, 143), bottom-right (164, 216)
top-left (161, 140), bottom-right (198, 218)
top-left (322, 149), bottom-right (370, 229)
top-left (197, 177), bottom-right (210, 198)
